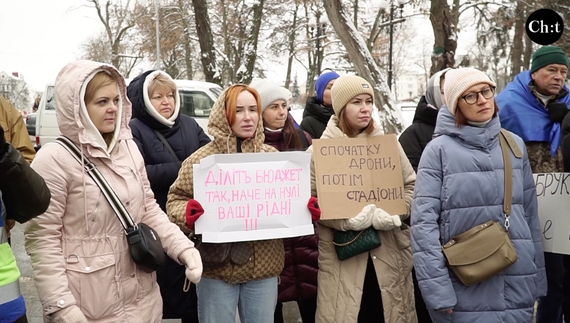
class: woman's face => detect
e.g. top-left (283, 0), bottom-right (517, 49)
top-left (231, 90), bottom-right (259, 138)
top-left (85, 82), bottom-right (119, 134)
top-left (322, 79), bottom-right (336, 106)
top-left (344, 94), bottom-right (373, 130)
top-left (262, 99), bottom-right (288, 130)
top-left (150, 86), bottom-right (175, 119)
top-left (456, 83), bottom-right (496, 123)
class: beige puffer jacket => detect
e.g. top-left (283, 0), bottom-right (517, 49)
top-left (25, 61), bottom-right (195, 323)
top-left (308, 116), bottom-right (418, 323)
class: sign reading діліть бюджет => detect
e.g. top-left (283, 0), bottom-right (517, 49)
top-left (534, 173), bottom-right (570, 255)
top-left (312, 134), bottom-right (406, 220)
top-left (193, 151), bottom-right (313, 243)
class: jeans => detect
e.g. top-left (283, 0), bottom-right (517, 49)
top-left (536, 252), bottom-right (565, 323)
top-left (196, 276), bottom-right (278, 323)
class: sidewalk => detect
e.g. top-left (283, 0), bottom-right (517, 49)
top-left (11, 223), bottom-right (301, 323)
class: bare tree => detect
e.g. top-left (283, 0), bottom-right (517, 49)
top-left (323, 0), bottom-right (403, 133)
top-left (235, 0), bottom-right (266, 84)
top-left (86, 0), bottom-right (142, 76)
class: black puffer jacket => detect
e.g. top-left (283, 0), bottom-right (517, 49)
top-left (299, 96), bottom-right (334, 139)
top-left (127, 70), bottom-right (210, 321)
top-left (0, 143), bottom-right (51, 223)
top-left (398, 96), bottom-right (439, 172)
top-left (128, 70), bottom-right (210, 210)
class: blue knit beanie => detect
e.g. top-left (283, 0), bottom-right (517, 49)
top-left (315, 71), bottom-right (340, 103)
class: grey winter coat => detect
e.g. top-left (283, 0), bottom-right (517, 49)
top-left (411, 107), bottom-right (546, 323)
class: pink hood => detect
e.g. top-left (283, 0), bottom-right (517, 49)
top-left (54, 60), bottom-right (132, 159)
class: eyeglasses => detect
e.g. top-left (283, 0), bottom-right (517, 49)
top-left (460, 86), bottom-right (495, 105)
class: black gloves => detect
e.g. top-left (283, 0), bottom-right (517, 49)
top-left (547, 102), bottom-right (569, 124)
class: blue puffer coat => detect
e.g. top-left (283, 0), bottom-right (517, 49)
top-left (411, 107), bottom-right (546, 323)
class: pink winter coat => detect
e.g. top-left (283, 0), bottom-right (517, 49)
top-left (24, 61), bottom-right (195, 322)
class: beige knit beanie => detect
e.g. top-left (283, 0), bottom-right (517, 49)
top-left (444, 68), bottom-right (496, 115)
top-left (330, 75), bottom-right (375, 116)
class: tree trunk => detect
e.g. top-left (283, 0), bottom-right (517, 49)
top-left (237, 0), bottom-right (265, 84)
top-left (429, 0), bottom-right (457, 76)
top-left (177, 0), bottom-right (194, 79)
top-left (510, 0), bottom-right (525, 79)
top-left (191, 0), bottom-right (221, 85)
top-left (323, 0), bottom-right (403, 134)
top-left (523, 33), bottom-right (533, 70)
top-left (284, 3), bottom-right (300, 90)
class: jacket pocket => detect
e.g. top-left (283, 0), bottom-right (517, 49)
top-left (65, 253), bottom-right (118, 319)
top-left (395, 224), bottom-right (411, 250)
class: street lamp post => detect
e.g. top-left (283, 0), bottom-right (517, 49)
top-left (379, 0), bottom-right (407, 90)
top-left (154, 0), bottom-right (161, 70)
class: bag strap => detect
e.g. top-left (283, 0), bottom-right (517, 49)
top-left (332, 230), bottom-right (365, 247)
top-left (55, 137), bottom-right (136, 231)
top-left (499, 129), bottom-right (523, 158)
top-left (499, 129), bottom-right (520, 231)
top-left (153, 130), bottom-right (180, 162)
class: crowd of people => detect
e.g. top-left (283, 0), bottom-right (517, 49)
top-left (0, 45), bottom-right (569, 323)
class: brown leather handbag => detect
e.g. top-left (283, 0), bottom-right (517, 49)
top-left (442, 129), bottom-right (521, 286)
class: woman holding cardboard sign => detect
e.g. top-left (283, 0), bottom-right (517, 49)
top-left (411, 68), bottom-right (546, 323)
top-left (307, 75), bottom-right (417, 323)
top-left (167, 84), bottom-right (321, 323)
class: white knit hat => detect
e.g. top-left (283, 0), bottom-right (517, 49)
top-left (444, 68), bottom-right (496, 115)
top-left (250, 79), bottom-right (290, 112)
top-left (330, 75), bottom-right (375, 116)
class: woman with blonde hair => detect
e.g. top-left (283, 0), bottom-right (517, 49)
top-left (128, 70), bottom-right (210, 323)
top-left (308, 75), bottom-right (417, 322)
top-left (25, 60), bottom-right (202, 323)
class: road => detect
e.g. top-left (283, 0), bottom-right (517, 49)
top-left (11, 223), bottom-right (301, 323)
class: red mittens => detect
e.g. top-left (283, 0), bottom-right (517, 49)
top-left (308, 196), bottom-right (321, 221)
top-left (185, 199), bottom-right (204, 229)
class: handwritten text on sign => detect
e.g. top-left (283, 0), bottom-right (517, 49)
top-left (534, 173), bottom-right (570, 255)
top-left (313, 135), bottom-right (406, 220)
top-left (193, 152), bottom-right (313, 243)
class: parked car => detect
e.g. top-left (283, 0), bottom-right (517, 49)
top-left (35, 80), bottom-right (222, 150)
top-left (25, 113), bottom-right (38, 150)
top-left (173, 79), bottom-right (222, 134)
top-left (399, 102), bottom-right (417, 128)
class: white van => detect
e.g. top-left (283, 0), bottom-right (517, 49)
top-left (35, 80), bottom-right (222, 149)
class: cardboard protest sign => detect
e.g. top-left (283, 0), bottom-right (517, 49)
top-left (313, 134), bottom-right (406, 219)
top-left (193, 152), bottom-right (313, 243)
top-left (534, 173), bottom-right (570, 255)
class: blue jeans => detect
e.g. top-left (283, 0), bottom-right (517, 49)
top-left (196, 276), bottom-right (278, 323)
top-left (536, 252), bottom-right (564, 323)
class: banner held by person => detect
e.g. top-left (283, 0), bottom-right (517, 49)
top-left (193, 152), bottom-right (313, 243)
top-left (534, 173), bottom-right (570, 255)
top-left (312, 134), bottom-right (406, 219)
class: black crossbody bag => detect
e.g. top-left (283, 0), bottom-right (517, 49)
top-left (56, 137), bottom-right (166, 273)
